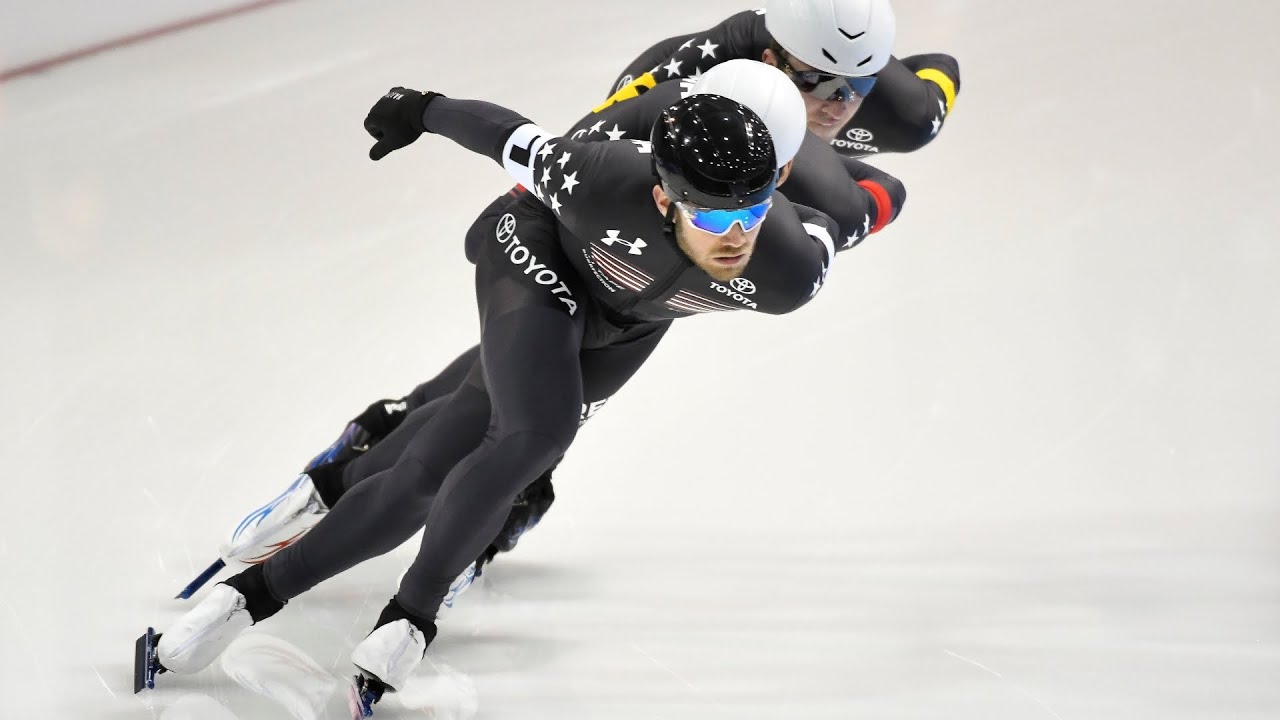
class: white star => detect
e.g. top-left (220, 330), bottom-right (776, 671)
top-left (930, 115), bottom-right (942, 136)
top-left (844, 234), bottom-right (858, 249)
top-left (678, 38), bottom-right (696, 51)
top-left (589, 120), bottom-right (606, 134)
top-left (560, 171), bottom-right (580, 195)
top-left (690, 67), bottom-right (703, 80)
top-left (538, 142), bottom-right (556, 160)
top-left (937, 98), bottom-right (947, 116)
top-left (663, 58), bottom-right (683, 77)
top-left (604, 124), bottom-right (626, 141)
top-left (549, 192), bottom-right (563, 214)
top-left (862, 213), bottom-right (871, 237)
top-left (540, 165), bottom-right (552, 186)
top-left (810, 278), bottom-right (823, 297)
top-left (556, 151), bottom-right (572, 169)
top-left (697, 39), bottom-right (718, 58)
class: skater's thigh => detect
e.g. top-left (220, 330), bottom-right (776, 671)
top-left (473, 200), bottom-right (588, 439)
top-left (344, 393), bottom-right (464, 483)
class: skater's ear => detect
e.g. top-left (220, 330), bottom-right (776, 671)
top-left (652, 184), bottom-right (672, 215)
top-left (777, 159), bottom-right (794, 187)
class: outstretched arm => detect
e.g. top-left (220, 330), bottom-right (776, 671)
top-left (839, 53), bottom-right (961, 156)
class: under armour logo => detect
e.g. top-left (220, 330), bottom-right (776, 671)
top-left (600, 230), bottom-right (647, 256)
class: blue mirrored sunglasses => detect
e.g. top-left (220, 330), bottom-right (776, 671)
top-left (678, 198), bottom-right (773, 235)
top-left (780, 57), bottom-right (878, 102)
top-left (798, 72), bottom-right (877, 102)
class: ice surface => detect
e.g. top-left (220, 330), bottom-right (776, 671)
top-left (2, 0), bottom-right (1279, 717)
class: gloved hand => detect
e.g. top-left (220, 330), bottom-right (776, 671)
top-left (364, 87), bottom-right (442, 161)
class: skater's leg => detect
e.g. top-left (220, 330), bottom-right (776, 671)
top-left (264, 378), bottom-right (492, 602)
top-left (478, 319), bottom-right (674, 568)
top-left (335, 393), bottom-right (454, 495)
top-left (402, 346), bottom-right (480, 411)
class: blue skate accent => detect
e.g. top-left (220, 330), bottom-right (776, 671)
top-left (305, 422), bottom-right (362, 472)
top-left (231, 474), bottom-right (308, 541)
top-left (348, 674), bottom-right (385, 718)
top-left (441, 562), bottom-right (476, 609)
top-left (174, 558), bottom-right (227, 599)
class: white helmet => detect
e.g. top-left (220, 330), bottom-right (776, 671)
top-left (689, 59), bottom-right (806, 169)
top-left (765, 0), bottom-right (896, 76)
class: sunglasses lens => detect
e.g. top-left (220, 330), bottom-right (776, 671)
top-left (684, 200), bottom-right (772, 234)
top-left (847, 75), bottom-right (877, 97)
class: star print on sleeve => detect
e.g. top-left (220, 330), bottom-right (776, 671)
top-left (604, 124), bottom-right (627, 141)
top-left (678, 38), bottom-right (696, 51)
top-left (697, 39), bottom-right (718, 58)
top-left (538, 142), bottom-right (556, 161)
top-left (588, 120), bottom-right (605, 134)
top-left (930, 99), bottom-right (946, 136)
top-left (560, 171), bottom-right (580, 195)
top-left (663, 58), bottom-right (683, 78)
top-left (556, 151), bottom-right (572, 169)
top-left (844, 213), bottom-right (869, 249)
top-left (549, 192), bottom-right (563, 214)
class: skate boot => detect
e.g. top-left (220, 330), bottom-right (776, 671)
top-left (144, 567), bottom-right (286, 689)
top-left (220, 473), bottom-right (330, 565)
top-left (156, 584), bottom-right (254, 675)
top-left (221, 398), bottom-right (411, 565)
top-left (348, 599), bottom-right (436, 717)
top-left (304, 398), bottom-right (410, 472)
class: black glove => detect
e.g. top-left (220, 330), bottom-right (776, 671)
top-left (364, 87), bottom-right (442, 161)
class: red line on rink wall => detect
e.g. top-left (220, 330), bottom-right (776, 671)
top-left (0, 0), bottom-right (297, 83)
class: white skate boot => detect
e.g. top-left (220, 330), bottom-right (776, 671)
top-left (220, 474), bottom-right (329, 565)
top-left (157, 584), bottom-right (254, 674)
top-left (351, 619), bottom-right (428, 691)
top-left (348, 617), bottom-right (432, 716)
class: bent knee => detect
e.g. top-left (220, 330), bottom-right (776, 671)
top-left (498, 426), bottom-right (577, 470)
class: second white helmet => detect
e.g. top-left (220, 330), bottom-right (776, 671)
top-left (765, 0), bottom-right (896, 76)
top-left (688, 59), bottom-right (807, 169)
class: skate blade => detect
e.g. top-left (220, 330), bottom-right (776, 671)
top-left (133, 627), bottom-right (163, 693)
top-left (346, 673), bottom-right (386, 718)
top-left (175, 558), bottom-right (227, 599)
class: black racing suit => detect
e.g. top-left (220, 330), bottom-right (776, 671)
top-left (261, 95), bottom-right (843, 621)
top-left (605, 8), bottom-right (961, 158)
top-left (343, 9), bottom-right (954, 477)
top-left (328, 76), bottom-right (910, 552)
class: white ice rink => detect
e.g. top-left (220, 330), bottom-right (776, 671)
top-left (3, 0), bottom-right (1279, 718)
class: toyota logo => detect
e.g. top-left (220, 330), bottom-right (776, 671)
top-left (730, 277), bottom-right (756, 294)
top-left (845, 128), bottom-right (874, 142)
top-left (495, 213), bottom-right (517, 242)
